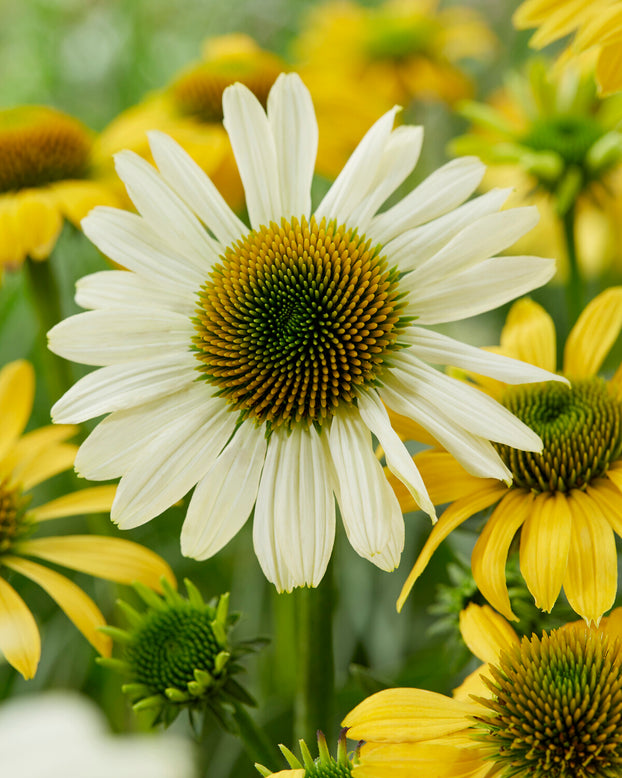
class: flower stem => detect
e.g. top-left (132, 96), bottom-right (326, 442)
top-left (561, 204), bottom-right (583, 330)
top-left (294, 560), bottom-right (335, 745)
top-left (232, 703), bottom-right (280, 772)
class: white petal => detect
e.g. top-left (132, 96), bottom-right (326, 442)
top-left (401, 326), bottom-right (568, 385)
top-left (147, 130), bottom-right (246, 246)
top-left (48, 309), bottom-right (195, 366)
top-left (222, 82), bottom-right (281, 229)
top-left (111, 402), bottom-right (237, 529)
top-left (76, 270), bottom-right (194, 315)
top-left (253, 427), bottom-right (336, 590)
top-left (408, 256), bottom-right (556, 324)
top-left (380, 379), bottom-right (511, 483)
top-left (327, 407), bottom-right (404, 570)
top-left (114, 150), bottom-right (221, 269)
top-left (385, 188), bottom-right (512, 273)
top-left (52, 354), bottom-right (197, 424)
top-left (82, 208), bottom-right (204, 291)
top-left (357, 389), bottom-right (436, 519)
top-left (268, 73), bottom-right (318, 220)
top-left (404, 206), bottom-right (540, 290)
top-left (315, 106), bottom-right (400, 227)
top-left (348, 125), bottom-right (424, 233)
top-left (181, 421), bottom-right (266, 560)
top-left (75, 383), bottom-right (218, 481)
top-left (369, 156), bottom-right (485, 245)
top-left (390, 352), bottom-right (542, 450)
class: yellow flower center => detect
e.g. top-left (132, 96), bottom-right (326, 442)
top-left (168, 57), bottom-right (283, 123)
top-left (473, 628), bottom-right (622, 777)
top-left (193, 216), bottom-right (405, 429)
top-left (0, 106), bottom-right (92, 194)
top-left (494, 378), bottom-right (622, 493)
top-left (0, 478), bottom-right (32, 554)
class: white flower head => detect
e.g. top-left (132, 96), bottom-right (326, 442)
top-left (49, 73), bottom-right (562, 592)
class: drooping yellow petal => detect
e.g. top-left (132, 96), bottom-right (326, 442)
top-left (574, 6), bottom-right (622, 50)
top-left (458, 603), bottom-right (519, 665)
top-left (343, 688), bottom-right (479, 742)
top-left (397, 484), bottom-right (505, 612)
top-left (12, 442), bottom-right (78, 491)
top-left (519, 491), bottom-right (572, 612)
top-left (452, 663), bottom-right (494, 702)
top-left (500, 298), bottom-right (557, 372)
top-left (17, 536), bottom-right (175, 591)
top-left (563, 287), bottom-right (622, 377)
top-left (356, 742), bottom-right (488, 778)
top-left (413, 450), bottom-right (490, 506)
top-left (387, 408), bottom-right (439, 446)
top-left (563, 490), bottom-right (617, 624)
top-left (13, 192), bottom-right (63, 260)
top-left (30, 485), bottom-right (117, 522)
top-left (587, 478), bottom-right (622, 537)
top-left (267, 771), bottom-right (304, 778)
top-left (2, 556), bottom-right (111, 656)
top-left (50, 180), bottom-right (120, 227)
top-left (596, 42), bottom-right (622, 95)
top-left (0, 575), bottom-right (40, 679)
top-left (471, 489), bottom-right (533, 621)
top-left (0, 360), bottom-right (34, 463)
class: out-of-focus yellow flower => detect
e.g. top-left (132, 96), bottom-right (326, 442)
top-left (514, 0), bottom-right (622, 97)
top-left (0, 106), bottom-right (121, 279)
top-left (451, 59), bottom-right (622, 279)
top-left (0, 360), bottom-right (175, 679)
top-left (393, 289), bottom-right (622, 625)
top-left (99, 34), bottom-right (286, 211)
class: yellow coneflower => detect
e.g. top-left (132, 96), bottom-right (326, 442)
top-left (0, 359), bottom-right (174, 679)
top-left (0, 106), bottom-right (120, 278)
top-left (395, 288), bottom-right (622, 625)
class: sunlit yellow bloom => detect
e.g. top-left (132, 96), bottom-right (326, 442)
top-left (451, 59), bottom-right (622, 279)
top-left (0, 106), bottom-right (121, 278)
top-left (0, 359), bottom-right (175, 679)
top-left (257, 732), bottom-right (355, 778)
top-left (344, 607), bottom-right (622, 776)
top-left (394, 288), bottom-right (622, 624)
top-left (99, 34), bottom-right (285, 211)
top-left (514, 0), bottom-right (622, 96)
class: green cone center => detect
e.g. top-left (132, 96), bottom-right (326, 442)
top-left (521, 115), bottom-right (603, 168)
top-left (193, 215), bottom-right (405, 429)
top-left (474, 628), bottom-right (622, 777)
top-left (494, 377), bottom-right (622, 493)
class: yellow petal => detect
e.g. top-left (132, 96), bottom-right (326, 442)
top-left (586, 478), bottom-right (622, 536)
top-left (458, 603), bottom-right (519, 665)
top-left (13, 442), bottom-right (78, 491)
top-left (596, 42), bottom-right (622, 95)
top-left (387, 408), bottom-right (439, 446)
top-left (563, 490), bottom-right (617, 624)
top-left (519, 491), bottom-right (572, 612)
top-left (0, 575), bottom-right (40, 679)
top-left (0, 197), bottom-right (26, 270)
top-left (500, 298), bottom-right (557, 372)
top-left (17, 536), bottom-right (175, 591)
top-left (452, 663), bottom-right (494, 702)
top-left (574, 6), bottom-right (622, 50)
top-left (1, 424), bottom-right (77, 485)
top-left (343, 688), bottom-right (479, 742)
top-left (357, 742), bottom-right (488, 778)
top-left (471, 490), bottom-right (533, 621)
top-left (14, 191), bottom-right (63, 260)
top-left (267, 772), bottom-right (304, 778)
top-left (50, 180), bottom-right (120, 226)
top-left (414, 450), bottom-right (490, 506)
top-left (30, 485), bottom-right (117, 522)
top-left (563, 287), bottom-right (622, 377)
top-left (3, 556), bottom-right (111, 656)
top-left (397, 484), bottom-right (505, 612)
top-left (0, 360), bottom-right (34, 463)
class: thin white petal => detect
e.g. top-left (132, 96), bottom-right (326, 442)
top-left (357, 389), bottom-right (436, 520)
top-left (48, 309), bottom-right (195, 366)
top-left (76, 270), bottom-right (194, 315)
top-left (223, 82), bottom-right (281, 229)
top-left (327, 407), bottom-right (404, 570)
top-left (82, 208), bottom-right (203, 291)
top-left (268, 73), bottom-right (318, 219)
top-left (369, 157), bottom-right (485, 245)
top-left (181, 422), bottom-right (266, 560)
top-left (315, 106), bottom-right (400, 227)
top-left (114, 150), bottom-right (221, 269)
top-left (147, 130), bottom-right (246, 246)
top-left (408, 256), bottom-right (556, 324)
top-left (51, 355), bottom-right (197, 424)
top-left (401, 326), bottom-right (568, 385)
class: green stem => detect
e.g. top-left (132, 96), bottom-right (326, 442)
top-left (232, 703), bottom-right (280, 771)
top-left (294, 560), bottom-right (335, 745)
top-left (561, 204), bottom-right (583, 330)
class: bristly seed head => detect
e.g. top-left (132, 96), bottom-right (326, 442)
top-left (0, 478), bottom-right (33, 554)
top-left (473, 627), bottom-right (622, 777)
top-left (494, 378), bottom-right (622, 493)
top-left (193, 215), bottom-right (406, 429)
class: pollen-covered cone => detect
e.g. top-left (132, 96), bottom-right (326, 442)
top-left (0, 359), bottom-right (174, 679)
top-left (395, 288), bottom-right (622, 625)
top-left (49, 72), bottom-right (559, 593)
